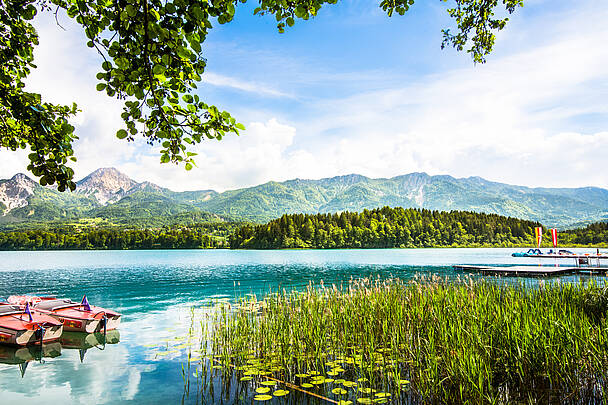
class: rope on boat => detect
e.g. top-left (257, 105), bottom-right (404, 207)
top-left (93, 311), bottom-right (108, 338)
top-left (212, 357), bottom-right (338, 404)
top-left (35, 324), bottom-right (45, 355)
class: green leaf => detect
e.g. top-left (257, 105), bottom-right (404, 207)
top-left (96, 83), bottom-right (106, 91)
top-left (116, 129), bottom-right (128, 139)
top-left (185, 162), bottom-right (193, 171)
top-left (153, 64), bottom-right (166, 75)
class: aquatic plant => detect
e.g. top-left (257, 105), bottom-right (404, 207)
top-left (182, 276), bottom-right (608, 404)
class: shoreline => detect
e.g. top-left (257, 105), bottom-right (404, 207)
top-left (0, 244), bottom-right (606, 252)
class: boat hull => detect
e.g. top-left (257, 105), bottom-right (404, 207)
top-left (51, 312), bottom-right (121, 333)
top-left (0, 324), bottom-right (63, 346)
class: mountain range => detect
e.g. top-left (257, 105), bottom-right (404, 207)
top-left (0, 168), bottom-right (607, 228)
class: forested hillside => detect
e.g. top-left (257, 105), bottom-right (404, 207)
top-left (561, 222), bottom-right (608, 246)
top-left (2, 169), bottom-right (608, 229)
top-left (229, 207), bottom-right (544, 249)
top-left (0, 224), bottom-right (234, 250)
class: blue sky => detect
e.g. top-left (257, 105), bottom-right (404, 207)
top-left (3, 0), bottom-right (607, 191)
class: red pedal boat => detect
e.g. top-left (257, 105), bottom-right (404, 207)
top-left (8, 295), bottom-right (121, 334)
top-left (0, 303), bottom-right (63, 346)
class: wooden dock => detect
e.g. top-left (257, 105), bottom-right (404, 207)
top-left (453, 265), bottom-right (608, 277)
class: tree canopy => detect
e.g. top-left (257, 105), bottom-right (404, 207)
top-left (229, 207), bottom-right (541, 249)
top-left (1, 0), bottom-right (522, 190)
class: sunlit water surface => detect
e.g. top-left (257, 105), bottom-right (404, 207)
top-left (0, 248), bottom-right (603, 403)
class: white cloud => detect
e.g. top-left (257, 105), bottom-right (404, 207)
top-left (278, 6), bottom-right (608, 189)
top-left (203, 72), bottom-right (294, 98)
top-left (119, 118), bottom-right (298, 191)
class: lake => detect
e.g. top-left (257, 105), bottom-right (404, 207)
top-left (0, 248), bottom-right (601, 403)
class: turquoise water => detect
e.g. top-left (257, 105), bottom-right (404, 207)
top-left (0, 248), bottom-right (601, 403)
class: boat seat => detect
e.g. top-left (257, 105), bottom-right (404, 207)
top-left (34, 299), bottom-right (80, 311)
top-left (0, 305), bottom-right (23, 316)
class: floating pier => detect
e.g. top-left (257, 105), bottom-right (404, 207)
top-left (453, 265), bottom-right (608, 277)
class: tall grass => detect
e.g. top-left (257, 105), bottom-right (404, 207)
top-left (189, 276), bottom-right (608, 404)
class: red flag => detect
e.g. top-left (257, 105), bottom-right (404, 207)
top-left (550, 228), bottom-right (558, 248)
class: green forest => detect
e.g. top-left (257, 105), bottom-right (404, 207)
top-left (229, 207), bottom-right (608, 249)
top-left (561, 221), bottom-right (608, 246)
top-left (0, 223), bottom-right (234, 250)
top-left (0, 207), bottom-right (606, 250)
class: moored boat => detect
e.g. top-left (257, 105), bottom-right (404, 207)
top-left (8, 296), bottom-right (121, 334)
top-left (0, 303), bottom-right (63, 346)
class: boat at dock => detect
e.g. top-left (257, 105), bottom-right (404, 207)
top-left (7, 296), bottom-right (121, 334)
top-left (0, 303), bottom-right (63, 346)
top-left (457, 227), bottom-right (608, 277)
top-left (510, 249), bottom-right (608, 268)
top-left (456, 248), bottom-right (608, 277)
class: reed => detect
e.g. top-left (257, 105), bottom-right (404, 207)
top-left (185, 276), bottom-right (608, 404)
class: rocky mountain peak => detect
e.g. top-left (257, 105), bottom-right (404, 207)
top-left (10, 173), bottom-right (37, 188)
top-left (391, 172), bottom-right (432, 206)
top-left (76, 167), bottom-right (138, 205)
top-left (0, 173), bottom-right (37, 215)
top-left (132, 181), bottom-right (164, 193)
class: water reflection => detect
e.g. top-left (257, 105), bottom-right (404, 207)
top-left (0, 342), bottom-right (62, 377)
top-left (61, 330), bottom-right (121, 363)
top-left (0, 331), bottom-right (120, 377)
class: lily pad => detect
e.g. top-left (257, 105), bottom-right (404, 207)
top-left (273, 390), bottom-right (289, 397)
top-left (332, 388), bottom-right (348, 395)
top-left (256, 387), bottom-right (271, 394)
top-left (253, 394), bottom-right (273, 401)
top-left (301, 383), bottom-right (314, 388)
top-left (261, 380), bottom-right (277, 386)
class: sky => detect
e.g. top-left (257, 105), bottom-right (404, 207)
top-left (2, 0), bottom-right (607, 192)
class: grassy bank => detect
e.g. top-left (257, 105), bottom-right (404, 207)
top-left (188, 277), bottom-right (608, 404)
